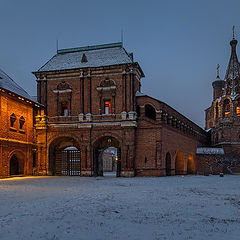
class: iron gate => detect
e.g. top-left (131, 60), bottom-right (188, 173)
top-left (55, 150), bottom-right (81, 176)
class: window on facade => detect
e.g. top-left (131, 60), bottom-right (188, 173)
top-left (136, 105), bottom-right (140, 117)
top-left (236, 99), bottom-right (240, 116)
top-left (223, 99), bottom-right (230, 117)
top-left (104, 100), bottom-right (111, 114)
top-left (145, 104), bottom-right (156, 120)
top-left (19, 116), bottom-right (25, 129)
top-left (61, 102), bottom-right (68, 116)
top-left (10, 113), bottom-right (16, 128)
top-left (215, 102), bottom-right (219, 119)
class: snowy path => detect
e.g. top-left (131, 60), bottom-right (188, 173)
top-left (0, 175), bottom-right (240, 240)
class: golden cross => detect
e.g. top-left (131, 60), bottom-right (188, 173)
top-left (233, 25), bottom-right (235, 39)
top-left (217, 64), bottom-right (220, 78)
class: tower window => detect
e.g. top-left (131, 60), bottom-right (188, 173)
top-left (61, 102), bottom-right (68, 116)
top-left (236, 99), bottom-right (240, 116)
top-left (215, 102), bottom-right (219, 119)
top-left (10, 113), bottom-right (16, 128)
top-left (104, 101), bottom-right (111, 114)
top-left (223, 99), bottom-right (230, 117)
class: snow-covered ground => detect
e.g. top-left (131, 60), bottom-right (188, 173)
top-left (0, 175), bottom-right (240, 240)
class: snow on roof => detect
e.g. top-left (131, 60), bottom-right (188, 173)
top-left (0, 68), bottom-right (36, 102)
top-left (205, 128), bottom-right (212, 132)
top-left (196, 147), bottom-right (224, 155)
top-left (135, 91), bottom-right (147, 97)
top-left (37, 42), bottom-right (134, 72)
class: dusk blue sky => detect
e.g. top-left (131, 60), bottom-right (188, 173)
top-left (0, 0), bottom-right (240, 127)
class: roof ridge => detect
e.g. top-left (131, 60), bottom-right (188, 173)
top-left (0, 68), bottom-right (29, 95)
top-left (57, 42), bottom-right (123, 54)
top-left (0, 67), bottom-right (38, 103)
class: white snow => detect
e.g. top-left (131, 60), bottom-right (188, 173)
top-left (196, 147), bottom-right (225, 155)
top-left (38, 46), bottom-right (133, 72)
top-left (0, 175), bottom-right (240, 240)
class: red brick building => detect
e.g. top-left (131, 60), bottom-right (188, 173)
top-left (0, 68), bottom-right (43, 178)
top-left (33, 42), bottom-right (209, 177)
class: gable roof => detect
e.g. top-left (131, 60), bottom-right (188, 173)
top-left (0, 68), bottom-right (36, 102)
top-left (36, 42), bottom-right (137, 72)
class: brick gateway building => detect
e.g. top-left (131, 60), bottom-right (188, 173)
top-left (33, 42), bottom-right (208, 177)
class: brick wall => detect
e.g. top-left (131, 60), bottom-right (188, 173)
top-left (0, 91), bottom-right (36, 177)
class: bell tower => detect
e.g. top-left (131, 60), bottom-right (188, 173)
top-left (224, 26), bottom-right (240, 96)
top-left (206, 26), bottom-right (240, 153)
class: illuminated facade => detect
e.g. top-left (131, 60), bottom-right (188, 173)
top-left (0, 42), bottom-right (211, 178)
top-left (33, 42), bottom-right (208, 177)
top-left (205, 34), bottom-right (240, 154)
top-left (0, 69), bottom-right (44, 178)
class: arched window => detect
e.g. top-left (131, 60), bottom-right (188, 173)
top-left (145, 104), bottom-right (156, 120)
top-left (223, 99), bottom-right (230, 117)
top-left (236, 99), bottom-right (240, 116)
top-left (19, 116), bottom-right (25, 129)
top-left (10, 113), bottom-right (16, 128)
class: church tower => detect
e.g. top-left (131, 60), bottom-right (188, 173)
top-left (205, 27), bottom-right (240, 154)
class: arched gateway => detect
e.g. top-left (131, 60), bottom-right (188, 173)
top-left (49, 136), bottom-right (81, 176)
top-left (9, 153), bottom-right (25, 176)
top-left (93, 136), bottom-right (121, 177)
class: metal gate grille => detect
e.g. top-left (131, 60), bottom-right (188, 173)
top-left (55, 150), bottom-right (81, 176)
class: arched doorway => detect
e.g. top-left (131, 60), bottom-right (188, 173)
top-left (175, 151), bottom-right (185, 175)
top-left (187, 155), bottom-right (195, 174)
top-left (165, 152), bottom-right (171, 176)
top-left (93, 136), bottom-right (121, 177)
top-left (9, 154), bottom-right (24, 176)
top-left (49, 136), bottom-right (81, 176)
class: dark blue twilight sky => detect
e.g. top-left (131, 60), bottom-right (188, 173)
top-left (0, 0), bottom-right (240, 127)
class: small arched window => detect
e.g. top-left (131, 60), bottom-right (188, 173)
top-left (223, 99), bottom-right (230, 117)
top-left (19, 116), bottom-right (25, 129)
top-left (236, 99), bottom-right (240, 116)
top-left (10, 113), bottom-right (16, 128)
top-left (145, 104), bottom-right (156, 120)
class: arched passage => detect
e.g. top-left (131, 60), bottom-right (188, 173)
top-left (175, 151), bottom-right (185, 175)
top-left (93, 136), bottom-right (121, 177)
top-left (165, 152), bottom-right (171, 176)
top-left (145, 104), bottom-right (156, 120)
top-left (9, 153), bottom-right (25, 176)
top-left (187, 155), bottom-right (195, 174)
top-left (49, 136), bottom-right (81, 176)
